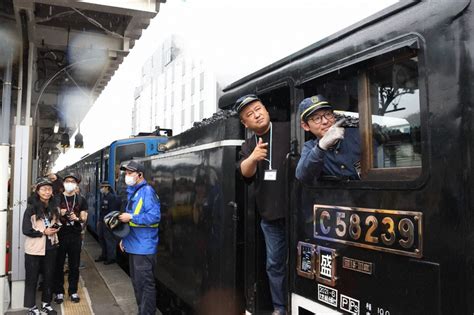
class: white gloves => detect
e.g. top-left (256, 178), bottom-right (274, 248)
top-left (318, 120), bottom-right (345, 150)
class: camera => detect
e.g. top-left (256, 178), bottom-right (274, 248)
top-left (51, 223), bottom-right (61, 229)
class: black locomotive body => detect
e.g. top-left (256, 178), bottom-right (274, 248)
top-left (63, 1), bottom-right (474, 314)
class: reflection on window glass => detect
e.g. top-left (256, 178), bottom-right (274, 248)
top-left (369, 54), bottom-right (421, 168)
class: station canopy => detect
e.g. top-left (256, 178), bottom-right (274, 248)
top-left (0, 0), bottom-right (164, 172)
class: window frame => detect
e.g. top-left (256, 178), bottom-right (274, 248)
top-left (296, 34), bottom-right (429, 187)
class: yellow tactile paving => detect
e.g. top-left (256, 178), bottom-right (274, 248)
top-left (60, 275), bottom-right (94, 315)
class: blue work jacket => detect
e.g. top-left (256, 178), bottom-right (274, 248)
top-left (122, 180), bottom-right (161, 255)
top-left (296, 128), bottom-right (361, 184)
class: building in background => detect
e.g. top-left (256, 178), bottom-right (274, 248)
top-left (133, 36), bottom-right (221, 135)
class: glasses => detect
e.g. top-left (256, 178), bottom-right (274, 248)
top-left (307, 111), bottom-right (335, 124)
top-left (38, 186), bottom-right (53, 192)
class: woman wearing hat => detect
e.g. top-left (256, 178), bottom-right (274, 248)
top-left (22, 177), bottom-right (60, 315)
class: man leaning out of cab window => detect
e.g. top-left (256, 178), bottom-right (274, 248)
top-left (295, 95), bottom-right (361, 185)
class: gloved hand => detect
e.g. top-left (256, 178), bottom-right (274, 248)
top-left (318, 119), bottom-right (345, 150)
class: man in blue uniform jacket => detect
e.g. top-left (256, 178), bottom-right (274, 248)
top-left (296, 95), bottom-right (361, 184)
top-left (118, 160), bottom-right (160, 315)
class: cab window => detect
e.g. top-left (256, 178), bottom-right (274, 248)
top-left (300, 44), bottom-right (422, 181)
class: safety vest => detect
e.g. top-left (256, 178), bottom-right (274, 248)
top-left (128, 187), bottom-right (159, 228)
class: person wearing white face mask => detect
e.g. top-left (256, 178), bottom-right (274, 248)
top-left (53, 173), bottom-right (88, 305)
top-left (117, 160), bottom-right (161, 315)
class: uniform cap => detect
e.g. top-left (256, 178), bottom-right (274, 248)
top-left (63, 173), bottom-right (81, 183)
top-left (120, 160), bottom-right (144, 173)
top-left (35, 177), bottom-right (53, 190)
top-left (100, 181), bottom-right (111, 187)
top-left (104, 211), bottom-right (130, 239)
top-left (233, 94), bottom-right (261, 113)
top-left (298, 95), bottom-right (333, 121)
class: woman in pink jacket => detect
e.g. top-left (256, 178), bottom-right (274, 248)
top-left (22, 177), bottom-right (60, 315)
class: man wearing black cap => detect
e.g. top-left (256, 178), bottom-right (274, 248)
top-left (118, 160), bottom-right (161, 315)
top-left (95, 181), bottom-right (119, 265)
top-left (235, 94), bottom-right (289, 315)
top-left (54, 173), bottom-right (88, 304)
top-left (296, 95), bottom-right (361, 184)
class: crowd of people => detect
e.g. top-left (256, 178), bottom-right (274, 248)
top-left (22, 92), bottom-right (352, 315)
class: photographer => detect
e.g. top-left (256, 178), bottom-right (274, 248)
top-left (53, 173), bottom-right (88, 304)
top-left (296, 95), bottom-right (361, 184)
top-left (22, 177), bottom-right (60, 315)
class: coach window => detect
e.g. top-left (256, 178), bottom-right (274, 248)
top-left (115, 143), bottom-right (146, 170)
top-left (301, 45), bottom-right (422, 181)
top-left (361, 49), bottom-right (421, 179)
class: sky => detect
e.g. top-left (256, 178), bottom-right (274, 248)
top-left (52, 0), bottom-right (398, 171)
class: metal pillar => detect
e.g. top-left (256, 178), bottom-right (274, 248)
top-left (0, 47), bottom-right (13, 313)
top-left (10, 41), bottom-right (34, 310)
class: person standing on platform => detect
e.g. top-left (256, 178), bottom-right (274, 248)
top-left (53, 173), bottom-right (88, 304)
top-left (235, 94), bottom-right (290, 315)
top-left (118, 160), bottom-right (161, 315)
top-left (95, 181), bottom-right (119, 265)
top-left (22, 177), bottom-right (60, 315)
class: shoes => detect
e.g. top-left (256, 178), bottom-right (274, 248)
top-left (40, 303), bottom-right (57, 315)
top-left (70, 293), bottom-right (80, 303)
top-left (26, 306), bottom-right (40, 315)
top-left (54, 293), bottom-right (63, 304)
top-left (103, 259), bottom-right (116, 265)
top-left (272, 309), bottom-right (287, 315)
top-left (94, 256), bottom-right (106, 262)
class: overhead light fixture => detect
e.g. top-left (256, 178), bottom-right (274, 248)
top-left (53, 122), bottom-right (59, 133)
top-left (48, 150), bottom-right (51, 155)
top-left (60, 132), bottom-right (70, 148)
top-left (74, 132), bottom-right (84, 148)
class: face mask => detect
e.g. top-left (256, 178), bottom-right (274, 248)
top-left (125, 175), bottom-right (136, 186)
top-left (64, 182), bottom-right (77, 193)
top-left (100, 188), bottom-right (107, 194)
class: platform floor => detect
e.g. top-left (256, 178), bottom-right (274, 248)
top-left (5, 231), bottom-right (163, 315)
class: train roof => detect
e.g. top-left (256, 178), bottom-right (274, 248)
top-left (218, 0), bottom-right (471, 109)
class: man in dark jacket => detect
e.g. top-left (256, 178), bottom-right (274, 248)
top-left (95, 181), bottom-right (119, 265)
top-left (235, 94), bottom-right (289, 315)
top-left (53, 173), bottom-right (88, 304)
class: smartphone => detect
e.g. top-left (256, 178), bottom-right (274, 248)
top-left (51, 223), bottom-right (61, 229)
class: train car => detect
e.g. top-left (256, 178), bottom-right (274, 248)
top-left (217, 1), bottom-right (474, 314)
top-left (62, 1), bottom-right (474, 314)
top-left (59, 131), bottom-right (170, 235)
top-left (115, 111), bottom-right (246, 314)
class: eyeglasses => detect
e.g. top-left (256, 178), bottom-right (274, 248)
top-left (38, 186), bottom-right (53, 192)
top-left (307, 111), bottom-right (335, 124)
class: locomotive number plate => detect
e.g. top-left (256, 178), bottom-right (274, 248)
top-left (313, 205), bottom-right (422, 258)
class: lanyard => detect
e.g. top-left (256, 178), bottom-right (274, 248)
top-left (64, 194), bottom-right (76, 213)
top-left (255, 122), bottom-right (272, 170)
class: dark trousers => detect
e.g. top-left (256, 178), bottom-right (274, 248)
top-left (129, 254), bottom-right (157, 315)
top-left (98, 221), bottom-right (117, 260)
top-left (24, 249), bottom-right (57, 308)
top-left (260, 218), bottom-right (287, 311)
top-left (55, 235), bottom-right (82, 295)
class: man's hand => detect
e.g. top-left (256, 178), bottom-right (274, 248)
top-left (319, 119), bottom-right (345, 150)
top-left (250, 137), bottom-right (268, 162)
top-left (119, 213), bottom-right (132, 223)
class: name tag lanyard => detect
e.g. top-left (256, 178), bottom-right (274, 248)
top-left (64, 194), bottom-right (76, 225)
top-left (255, 123), bottom-right (277, 181)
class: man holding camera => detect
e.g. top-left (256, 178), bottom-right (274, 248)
top-left (296, 95), bottom-right (361, 184)
top-left (54, 173), bottom-right (88, 304)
